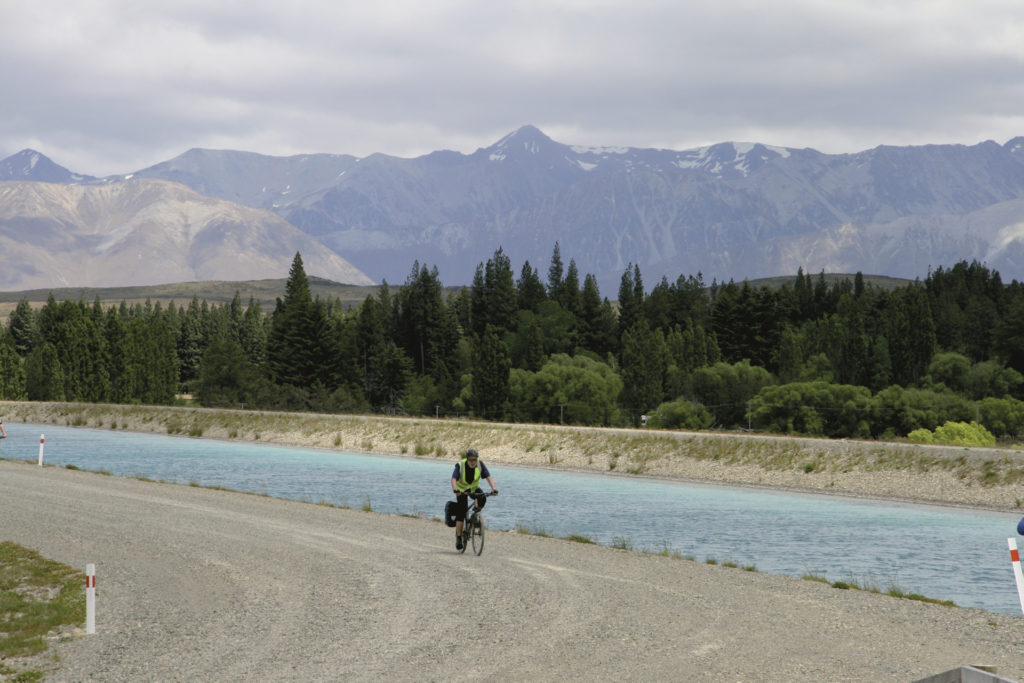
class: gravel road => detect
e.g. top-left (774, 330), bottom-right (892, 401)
top-left (2, 459), bottom-right (1023, 682)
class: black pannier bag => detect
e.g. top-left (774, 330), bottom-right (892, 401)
top-left (444, 500), bottom-right (457, 527)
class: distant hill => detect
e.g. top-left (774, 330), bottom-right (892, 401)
top-left (0, 271), bottom-right (914, 319)
top-left (0, 276), bottom-right (381, 316)
top-left (745, 272), bottom-right (913, 291)
top-left (0, 179), bottom-right (373, 290)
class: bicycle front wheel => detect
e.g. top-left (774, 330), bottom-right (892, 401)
top-left (471, 516), bottom-right (485, 555)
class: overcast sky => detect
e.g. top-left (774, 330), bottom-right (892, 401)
top-left (3, 0), bottom-right (1024, 176)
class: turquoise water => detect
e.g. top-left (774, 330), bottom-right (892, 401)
top-left (3, 422), bottom-right (1022, 615)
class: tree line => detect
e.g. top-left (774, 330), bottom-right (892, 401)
top-left (3, 247), bottom-right (1024, 440)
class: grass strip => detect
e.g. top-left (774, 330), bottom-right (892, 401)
top-left (0, 541), bottom-right (85, 680)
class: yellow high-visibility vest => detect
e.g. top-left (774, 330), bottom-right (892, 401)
top-left (455, 459), bottom-right (482, 492)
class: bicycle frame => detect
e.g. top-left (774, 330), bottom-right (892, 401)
top-left (455, 491), bottom-right (496, 556)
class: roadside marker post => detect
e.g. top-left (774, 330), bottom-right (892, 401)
top-left (38, 434), bottom-right (44, 466)
top-left (1007, 538), bottom-right (1024, 616)
top-left (85, 564), bottom-right (96, 634)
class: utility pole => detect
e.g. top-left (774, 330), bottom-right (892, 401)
top-left (558, 403), bottom-right (567, 424)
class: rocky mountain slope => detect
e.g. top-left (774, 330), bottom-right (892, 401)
top-left (0, 179), bottom-right (373, 289)
top-left (4, 128), bottom-right (1024, 290)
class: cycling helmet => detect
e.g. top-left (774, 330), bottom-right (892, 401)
top-left (465, 448), bottom-right (479, 459)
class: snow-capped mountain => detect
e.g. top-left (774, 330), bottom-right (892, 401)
top-left (0, 149), bottom-right (95, 184)
top-left (5, 127), bottom-right (1024, 292)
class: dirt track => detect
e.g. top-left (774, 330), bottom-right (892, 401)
top-left (2, 459), bottom-right (1023, 682)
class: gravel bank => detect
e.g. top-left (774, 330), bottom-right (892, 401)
top-left (2, 460), bottom-right (1023, 682)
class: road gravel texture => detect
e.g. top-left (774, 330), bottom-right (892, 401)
top-left (2, 459), bottom-right (1023, 682)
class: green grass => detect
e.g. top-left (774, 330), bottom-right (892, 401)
top-left (800, 571), bottom-right (956, 607)
top-left (0, 541), bottom-right (85, 680)
top-left (564, 534), bottom-right (596, 544)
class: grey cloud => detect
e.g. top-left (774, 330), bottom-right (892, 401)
top-left (2, 1), bottom-right (1024, 175)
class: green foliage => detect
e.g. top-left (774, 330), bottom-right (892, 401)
top-left (471, 325), bottom-right (510, 418)
top-left (646, 399), bottom-right (713, 430)
top-left (266, 253), bottom-right (325, 388)
top-left (471, 248), bottom-right (518, 336)
top-left (906, 428), bottom-right (934, 444)
top-left (7, 253), bottom-right (1024, 435)
top-left (24, 342), bottom-right (64, 401)
top-left (926, 351), bottom-right (971, 394)
top-left (711, 281), bottom-right (781, 369)
top-left (978, 396), bottom-right (1024, 437)
top-left (749, 381), bottom-right (872, 438)
top-left (619, 321), bottom-right (668, 423)
top-left (871, 386), bottom-right (973, 436)
top-left (966, 360), bottom-right (1023, 401)
top-left (688, 360), bottom-right (774, 428)
top-left (507, 353), bottom-right (622, 425)
top-left (931, 421), bottom-right (996, 446)
top-left (0, 337), bottom-right (26, 400)
top-left (196, 337), bottom-right (258, 407)
top-left (908, 421), bottom-right (996, 446)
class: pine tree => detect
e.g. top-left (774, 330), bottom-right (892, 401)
top-left (8, 299), bottom-right (36, 357)
top-left (617, 263), bottom-right (642, 337)
top-left (25, 342), bottom-right (64, 401)
top-left (516, 260), bottom-right (547, 312)
top-left (472, 325), bottom-right (511, 419)
top-left (266, 252), bottom-right (324, 387)
top-left (562, 259), bottom-right (582, 319)
top-left (396, 262), bottom-right (453, 379)
top-left (619, 321), bottom-right (667, 425)
top-left (0, 333), bottom-right (26, 400)
top-left (178, 297), bottom-right (204, 387)
top-left (547, 242), bottom-right (564, 302)
top-left (104, 309), bottom-right (133, 403)
top-left (470, 248), bottom-right (517, 336)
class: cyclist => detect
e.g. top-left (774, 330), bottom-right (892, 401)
top-left (451, 448), bottom-right (498, 550)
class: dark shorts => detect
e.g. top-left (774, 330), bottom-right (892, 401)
top-left (454, 490), bottom-right (487, 521)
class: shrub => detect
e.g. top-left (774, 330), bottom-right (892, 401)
top-left (646, 399), bottom-right (713, 430)
top-left (907, 428), bottom-right (934, 444)
top-left (932, 421), bottom-right (996, 446)
top-left (978, 396), bottom-right (1024, 438)
top-left (908, 421), bottom-right (996, 447)
top-left (749, 381), bottom-right (872, 438)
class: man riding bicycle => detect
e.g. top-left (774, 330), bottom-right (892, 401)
top-left (451, 448), bottom-right (498, 550)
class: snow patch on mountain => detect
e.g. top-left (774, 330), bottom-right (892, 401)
top-left (570, 145), bottom-right (629, 155)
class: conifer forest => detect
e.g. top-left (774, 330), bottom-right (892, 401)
top-left (3, 245), bottom-right (1024, 441)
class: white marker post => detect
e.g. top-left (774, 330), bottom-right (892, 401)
top-left (38, 434), bottom-right (44, 466)
top-left (85, 564), bottom-right (96, 634)
top-left (1008, 538), bottom-right (1024, 616)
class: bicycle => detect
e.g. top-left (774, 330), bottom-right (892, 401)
top-left (455, 491), bottom-right (497, 556)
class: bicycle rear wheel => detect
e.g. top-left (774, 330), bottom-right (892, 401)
top-left (471, 516), bottom-right (485, 555)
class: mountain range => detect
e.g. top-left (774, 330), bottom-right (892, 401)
top-left (3, 126), bottom-right (1024, 293)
